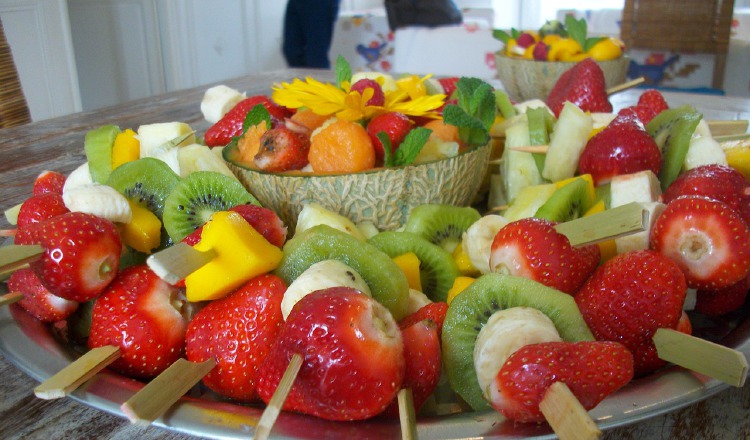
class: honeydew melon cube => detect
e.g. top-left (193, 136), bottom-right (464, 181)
top-left (609, 170), bottom-right (662, 208)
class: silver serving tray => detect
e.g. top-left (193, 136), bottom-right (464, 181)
top-left (2, 292), bottom-right (748, 440)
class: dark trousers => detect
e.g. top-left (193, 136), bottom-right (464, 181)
top-left (282, 0), bottom-right (340, 69)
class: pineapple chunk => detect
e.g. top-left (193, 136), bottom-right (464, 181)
top-left (609, 170), bottom-right (662, 208)
top-left (122, 200), bottom-right (162, 254)
top-left (138, 122), bottom-right (194, 158)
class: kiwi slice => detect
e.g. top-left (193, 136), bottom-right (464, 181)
top-left (442, 273), bottom-right (594, 411)
top-left (403, 204), bottom-right (481, 254)
top-left (275, 224), bottom-right (410, 320)
top-left (369, 231), bottom-right (460, 302)
top-left (107, 157), bottom-right (180, 219)
top-left (85, 124), bottom-right (122, 183)
top-left (645, 105), bottom-right (703, 191)
top-left (534, 176), bottom-right (591, 222)
top-left (162, 171), bottom-right (260, 243)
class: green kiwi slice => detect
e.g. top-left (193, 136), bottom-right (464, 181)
top-left (162, 171), bottom-right (260, 242)
top-left (403, 204), bottom-right (481, 254)
top-left (645, 105), bottom-right (703, 191)
top-left (85, 124), bottom-right (122, 183)
top-left (107, 157), bottom-right (180, 219)
top-left (442, 273), bottom-right (594, 411)
top-left (534, 176), bottom-right (590, 222)
top-left (275, 224), bottom-right (410, 320)
top-left (369, 231), bottom-right (460, 302)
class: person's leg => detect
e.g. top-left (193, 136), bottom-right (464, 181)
top-left (298, 0), bottom-right (340, 68)
top-left (282, 0), bottom-right (306, 67)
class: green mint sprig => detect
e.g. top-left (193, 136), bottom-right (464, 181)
top-left (492, 28), bottom-right (521, 44)
top-left (380, 127), bottom-right (432, 168)
top-left (565, 15), bottom-right (605, 53)
top-left (442, 77), bottom-right (495, 147)
top-left (242, 104), bottom-right (271, 131)
top-left (335, 55), bottom-right (352, 87)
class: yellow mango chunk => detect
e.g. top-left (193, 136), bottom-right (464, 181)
top-left (112, 129), bottom-right (141, 169)
top-left (447, 276), bottom-right (476, 305)
top-left (452, 241), bottom-right (480, 277)
top-left (122, 200), bottom-right (162, 254)
top-left (393, 252), bottom-right (422, 292)
top-left (584, 199), bottom-right (617, 263)
top-left (725, 146), bottom-right (750, 180)
top-left (185, 211), bottom-right (282, 302)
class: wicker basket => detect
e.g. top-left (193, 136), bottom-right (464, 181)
top-left (0, 19), bottom-right (31, 128)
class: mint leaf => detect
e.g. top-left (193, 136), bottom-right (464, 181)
top-left (443, 104), bottom-right (489, 147)
top-left (583, 36), bottom-right (606, 53)
top-left (565, 15), bottom-right (587, 49)
top-left (394, 127), bottom-right (431, 166)
top-left (336, 55), bottom-right (352, 86)
top-left (378, 132), bottom-right (395, 167)
top-left (444, 77), bottom-right (495, 147)
top-left (492, 29), bottom-right (511, 43)
top-left (243, 104), bottom-right (271, 131)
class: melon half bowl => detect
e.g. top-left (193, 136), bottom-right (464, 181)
top-left (223, 141), bottom-right (491, 231)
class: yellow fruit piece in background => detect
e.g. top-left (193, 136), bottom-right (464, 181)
top-left (725, 146), bottom-right (750, 180)
top-left (393, 252), bottom-right (423, 292)
top-left (547, 38), bottom-right (582, 61)
top-left (522, 44), bottom-right (535, 59)
top-left (111, 129), bottom-right (140, 169)
top-left (122, 200), bottom-right (162, 254)
top-left (505, 39), bottom-right (519, 57)
top-left (587, 37), bottom-right (623, 61)
top-left (452, 242), bottom-right (480, 276)
top-left (542, 34), bottom-right (562, 46)
top-left (447, 276), bottom-right (476, 304)
top-left (185, 211), bottom-right (283, 302)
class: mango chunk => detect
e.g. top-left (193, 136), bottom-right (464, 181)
top-left (446, 276), bottom-right (476, 304)
top-left (452, 241), bottom-right (480, 277)
top-left (112, 129), bottom-right (141, 169)
top-left (122, 200), bottom-right (162, 254)
top-left (185, 211), bottom-right (282, 302)
top-left (393, 252), bottom-right (422, 292)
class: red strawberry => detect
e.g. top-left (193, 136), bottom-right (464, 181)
top-left (578, 111), bottom-right (662, 185)
top-left (575, 250), bottom-right (687, 376)
top-left (637, 89), bottom-right (669, 116)
top-left (8, 268), bottom-right (78, 323)
top-left (186, 274), bottom-right (286, 401)
top-left (695, 275), bottom-right (750, 317)
top-left (618, 105), bottom-right (657, 126)
top-left (15, 212), bottom-right (121, 302)
top-left (88, 265), bottom-right (188, 379)
top-left (438, 77), bottom-right (460, 96)
top-left (515, 32), bottom-right (536, 48)
top-left (366, 112), bottom-right (414, 165)
top-left (489, 217), bottom-right (600, 295)
top-left (650, 195), bottom-right (750, 290)
top-left (253, 126), bottom-right (310, 172)
top-left (532, 41), bottom-right (549, 61)
top-left (545, 58), bottom-right (612, 117)
top-left (32, 170), bottom-right (66, 196)
top-left (489, 340), bottom-right (634, 423)
top-left (204, 95), bottom-right (291, 147)
top-left (182, 204), bottom-right (286, 247)
top-left (398, 301), bottom-right (448, 337)
top-left (663, 164), bottom-right (750, 226)
top-left (350, 78), bottom-right (385, 106)
top-left (256, 287), bottom-right (405, 421)
top-left (676, 311), bottom-right (693, 335)
top-left (17, 193), bottom-right (70, 229)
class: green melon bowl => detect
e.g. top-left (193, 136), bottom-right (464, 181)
top-left (223, 142), bottom-right (491, 231)
top-left (495, 53), bottom-right (629, 102)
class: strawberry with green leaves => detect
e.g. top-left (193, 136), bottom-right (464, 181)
top-left (545, 58), bottom-right (612, 117)
top-left (204, 95), bottom-right (291, 147)
top-left (367, 112), bottom-right (414, 166)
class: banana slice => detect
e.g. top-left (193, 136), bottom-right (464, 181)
top-left (137, 122), bottom-right (194, 158)
top-left (177, 144), bottom-right (237, 179)
top-left (295, 202), bottom-right (367, 241)
top-left (462, 214), bottom-right (509, 274)
top-left (201, 85), bottom-right (246, 124)
top-left (62, 183), bottom-right (132, 224)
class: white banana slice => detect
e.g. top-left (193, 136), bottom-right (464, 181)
top-left (474, 307), bottom-right (562, 401)
top-left (137, 122), bottom-right (194, 158)
top-left (63, 162), bottom-right (94, 193)
top-left (281, 259), bottom-right (372, 319)
top-left (177, 144), bottom-right (237, 179)
top-left (406, 288), bottom-right (432, 315)
top-left (462, 214), bottom-right (509, 275)
top-left (63, 183), bottom-right (132, 224)
top-left (295, 202), bottom-right (367, 241)
top-left (154, 146), bottom-right (181, 176)
top-left (200, 85), bottom-right (246, 124)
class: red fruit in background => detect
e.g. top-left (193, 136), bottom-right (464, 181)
top-left (15, 212), bottom-right (121, 302)
top-left (489, 217), bottom-right (600, 295)
top-left (8, 268), bottom-right (78, 323)
top-left (650, 195), bottom-right (750, 290)
top-left (516, 32), bottom-right (536, 48)
top-left (695, 275), bottom-right (750, 317)
top-left (366, 112), bottom-right (414, 165)
top-left (490, 341), bottom-right (633, 423)
top-left (350, 78), bottom-right (385, 106)
top-left (618, 105), bottom-right (657, 126)
top-left (532, 41), bottom-right (549, 61)
top-left (578, 111), bottom-right (662, 185)
top-left (17, 193), bottom-right (70, 229)
top-left (182, 204), bottom-right (287, 248)
top-left (254, 126), bottom-right (310, 172)
top-left (637, 89), bottom-right (669, 115)
top-left (546, 58), bottom-right (612, 117)
top-left (204, 95), bottom-right (291, 147)
top-left (438, 77), bottom-right (460, 96)
top-left (186, 274), bottom-right (286, 401)
top-left (256, 287), bottom-right (405, 421)
top-left (575, 250), bottom-right (687, 376)
top-left (32, 170), bottom-right (66, 196)
top-left (663, 164), bottom-right (750, 226)
top-left (398, 301), bottom-right (448, 337)
top-left (88, 265), bottom-right (188, 379)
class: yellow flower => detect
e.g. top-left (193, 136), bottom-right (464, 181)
top-left (271, 74), bottom-right (446, 122)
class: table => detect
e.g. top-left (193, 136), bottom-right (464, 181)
top-left (1, 69), bottom-right (750, 439)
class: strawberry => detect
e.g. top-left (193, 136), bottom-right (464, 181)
top-left (350, 78), bottom-right (385, 106)
top-left (8, 268), bottom-right (78, 323)
top-left (186, 274), bottom-right (286, 401)
top-left (253, 126), bottom-right (310, 172)
top-left (489, 217), bottom-right (600, 295)
top-left (578, 111), bottom-right (662, 185)
top-left (438, 77), bottom-right (460, 96)
top-left (650, 195), bottom-right (750, 290)
top-left (662, 164), bottom-right (750, 226)
top-left (366, 112), bottom-right (414, 165)
top-left (15, 212), bottom-right (121, 302)
top-left (575, 250), bottom-right (687, 376)
top-left (17, 193), bottom-right (70, 229)
top-left (88, 265), bottom-right (188, 379)
top-left (695, 275), bottom-right (750, 317)
top-left (204, 95), bottom-right (291, 147)
top-left (398, 301), bottom-right (448, 337)
top-left (32, 170), bottom-right (66, 196)
top-left (677, 311), bottom-right (693, 335)
top-left (532, 41), bottom-right (549, 61)
top-left (489, 340), bottom-right (634, 423)
top-left (256, 287), bottom-right (405, 421)
top-left (618, 105), bottom-right (657, 126)
top-left (545, 58), bottom-right (612, 117)
top-left (637, 89), bottom-right (669, 116)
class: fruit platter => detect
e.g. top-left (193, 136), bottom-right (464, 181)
top-left (2, 57), bottom-right (750, 440)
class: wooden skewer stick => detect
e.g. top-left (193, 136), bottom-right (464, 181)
top-left (540, 382), bottom-right (602, 440)
top-left (606, 77), bottom-right (646, 95)
top-left (34, 345), bottom-right (121, 399)
top-left (707, 119), bottom-right (749, 137)
top-left (146, 242), bottom-right (216, 285)
top-left (654, 328), bottom-right (749, 387)
top-left (254, 353), bottom-right (304, 440)
top-left (509, 145), bottom-right (549, 154)
top-left (554, 202), bottom-right (647, 247)
top-left (0, 229), bottom-right (17, 237)
top-left (398, 388), bottom-right (418, 440)
top-left (121, 358), bottom-right (217, 426)
top-left (0, 244), bottom-right (43, 274)
top-left (0, 292), bottom-right (23, 307)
